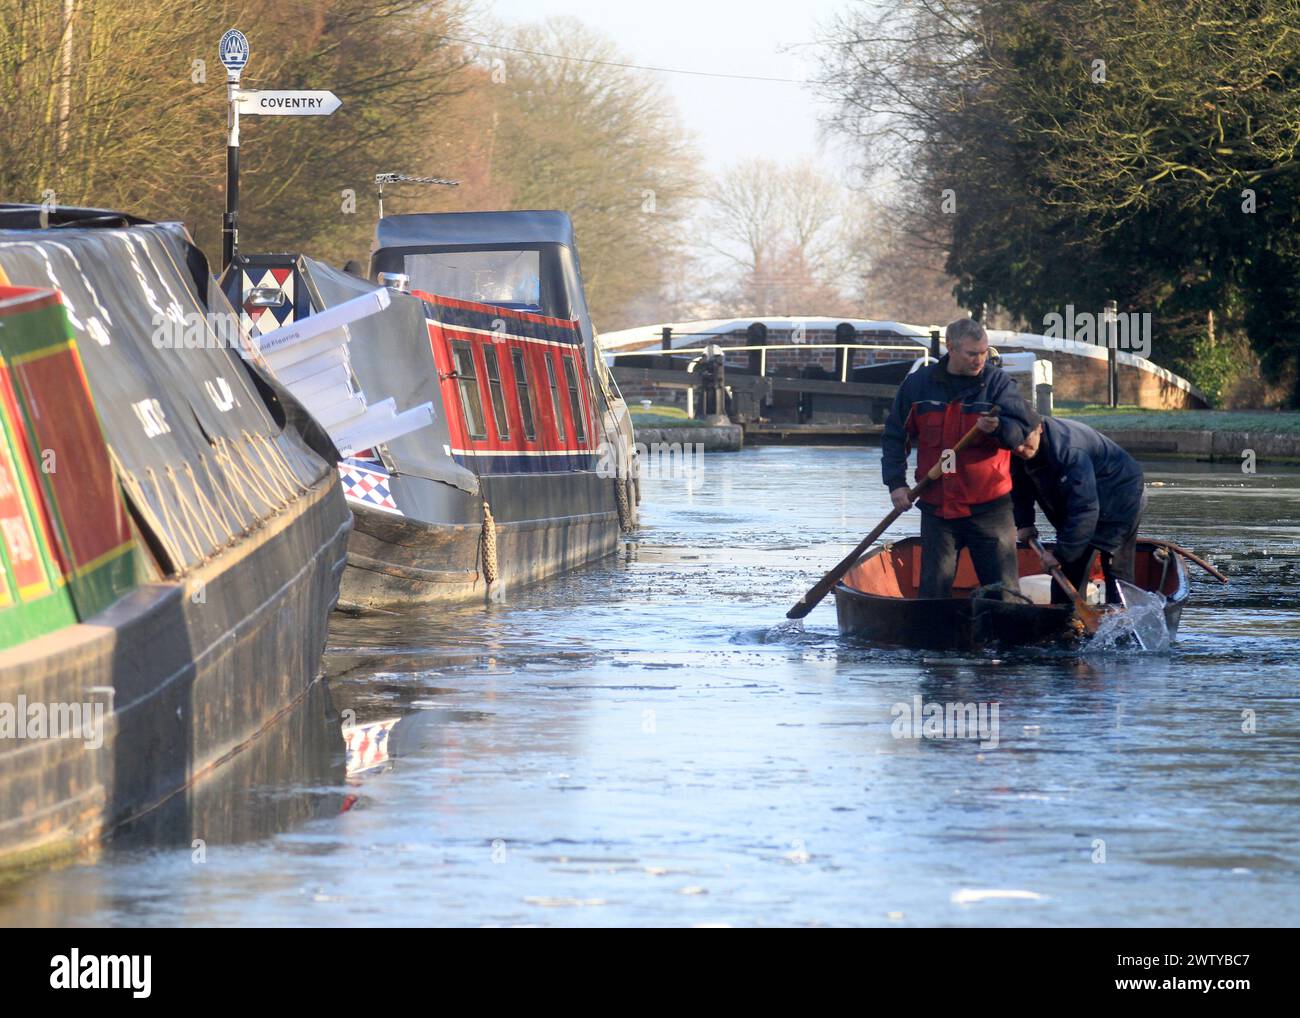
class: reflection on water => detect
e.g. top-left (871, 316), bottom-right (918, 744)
top-left (0, 681), bottom-right (346, 924)
top-left (1, 450), bottom-right (1298, 927)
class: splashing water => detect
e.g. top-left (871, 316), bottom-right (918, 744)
top-left (762, 619), bottom-right (806, 643)
top-left (1086, 582), bottom-right (1171, 653)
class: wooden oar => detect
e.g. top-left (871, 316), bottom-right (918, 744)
top-left (786, 421), bottom-right (986, 620)
top-left (1141, 538), bottom-right (1229, 584)
top-left (1027, 536), bottom-right (1103, 634)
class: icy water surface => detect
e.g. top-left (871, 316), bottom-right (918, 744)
top-left (2, 447), bottom-right (1299, 926)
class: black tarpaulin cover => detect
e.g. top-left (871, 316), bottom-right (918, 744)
top-left (0, 222), bottom-right (327, 573)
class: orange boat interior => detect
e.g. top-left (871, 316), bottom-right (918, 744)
top-left (842, 541), bottom-right (1181, 600)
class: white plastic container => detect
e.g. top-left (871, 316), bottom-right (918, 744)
top-left (1022, 574), bottom-right (1054, 605)
top-left (1020, 574), bottom-right (1105, 605)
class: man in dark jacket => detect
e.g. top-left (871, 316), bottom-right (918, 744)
top-left (881, 318), bottom-right (1037, 599)
top-left (1010, 414), bottom-right (1148, 603)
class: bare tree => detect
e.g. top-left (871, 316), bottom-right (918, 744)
top-left (701, 158), bottom-right (870, 316)
top-left (438, 18), bottom-right (699, 331)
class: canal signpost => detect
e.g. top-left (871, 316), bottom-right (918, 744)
top-left (219, 30), bottom-right (342, 269)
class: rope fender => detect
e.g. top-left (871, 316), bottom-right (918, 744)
top-left (615, 475), bottom-right (634, 533)
top-left (481, 500), bottom-right (498, 586)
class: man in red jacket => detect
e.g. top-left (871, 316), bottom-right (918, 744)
top-left (881, 318), bottom-right (1037, 599)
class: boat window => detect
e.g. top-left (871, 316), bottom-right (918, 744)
top-left (510, 348), bottom-right (537, 441)
top-left (404, 250), bottom-right (542, 311)
top-left (562, 353), bottom-right (587, 443)
top-left (450, 340), bottom-right (487, 440)
top-left (545, 355), bottom-right (566, 443)
top-left (482, 345), bottom-right (510, 441)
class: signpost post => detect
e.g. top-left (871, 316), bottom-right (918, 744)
top-left (219, 29), bottom-right (248, 271)
top-left (217, 30), bottom-right (341, 270)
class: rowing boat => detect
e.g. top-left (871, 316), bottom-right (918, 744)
top-left (833, 537), bottom-right (1189, 650)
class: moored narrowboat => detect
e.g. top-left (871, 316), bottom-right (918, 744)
top-left (0, 206), bottom-right (351, 873)
top-left (230, 210), bottom-right (638, 608)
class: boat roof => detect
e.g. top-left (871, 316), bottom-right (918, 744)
top-left (0, 203), bottom-right (154, 229)
top-left (374, 210), bottom-right (577, 251)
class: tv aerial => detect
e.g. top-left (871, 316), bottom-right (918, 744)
top-left (374, 173), bottom-right (460, 217)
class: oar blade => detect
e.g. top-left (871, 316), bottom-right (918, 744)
top-left (786, 597), bottom-right (814, 621)
top-left (1076, 601), bottom-right (1103, 634)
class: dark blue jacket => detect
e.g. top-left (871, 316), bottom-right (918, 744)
top-left (1012, 417), bottom-right (1145, 560)
top-left (881, 355), bottom-right (1037, 518)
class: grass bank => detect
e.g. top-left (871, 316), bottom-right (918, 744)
top-left (630, 404), bottom-right (696, 428)
top-left (1057, 406), bottom-right (1300, 435)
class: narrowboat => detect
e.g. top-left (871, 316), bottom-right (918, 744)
top-left (229, 210), bottom-right (638, 609)
top-left (834, 537), bottom-right (1190, 650)
top-left (0, 205), bottom-right (351, 873)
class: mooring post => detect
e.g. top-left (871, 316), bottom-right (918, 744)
top-left (1105, 299), bottom-right (1118, 407)
top-left (747, 321), bottom-right (767, 376)
top-left (713, 350), bottom-right (727, 421)
top-left (835, 322), bottom-right (855, 382)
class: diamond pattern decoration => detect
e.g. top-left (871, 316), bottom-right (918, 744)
top-left (337, 459), bottom-right (402, 515)
top-left (240, 267), bottom-right (296, 339)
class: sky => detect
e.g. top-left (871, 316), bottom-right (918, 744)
top-left (485, 0), bottom-right (859, 178)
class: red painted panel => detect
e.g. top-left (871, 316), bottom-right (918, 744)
top-left (12, 344), bottom-right (132, 574)
top-left (424, 314), bottom-right (599, 458)
top-left (0, 376), bottom-right (52, 598)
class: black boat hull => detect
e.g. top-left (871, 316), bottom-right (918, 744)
top-left (340, 499), bottom-right (619, 608)
top-left (0, 470), bottom-right (350, 874)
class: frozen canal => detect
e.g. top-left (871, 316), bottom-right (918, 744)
top-left (2, 446), bottom-right (1299, 926)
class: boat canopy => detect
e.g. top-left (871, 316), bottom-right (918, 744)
top-left (374, 210), bottom-right (578, 251)
top-left (370, 210), bottom-right (598, 368)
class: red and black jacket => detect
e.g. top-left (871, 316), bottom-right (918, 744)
top-left (881, 355), bottom-right (1036, 519)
